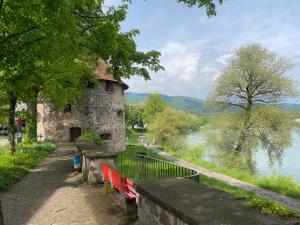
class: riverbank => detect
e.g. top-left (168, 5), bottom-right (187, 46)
top-left (125, 143), bottom-right (300, 221)
top-left (129, 128), bottom-right (300, 201)
top-left (127, 129), bottom-right (300, 212)
top-left (161, 146), bottom-right (300, 201)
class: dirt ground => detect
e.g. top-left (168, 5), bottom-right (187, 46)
top-left (0, 143), bottom-right (136, 225)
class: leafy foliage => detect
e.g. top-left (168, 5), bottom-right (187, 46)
top-left (148, 107), bottom-right (201, 145)
top-left (127, 104), bottom-right (144, 128)
top-left (177, 0), bottom-right (223, 16)
top-left (0, 141), bottom-right (56, 192)
top-left (143, 93), bottom-right (167, 123)
top-left (206, 43), bottom-right (298, 171)
top-left (78, 131), bottom-right (102, 145)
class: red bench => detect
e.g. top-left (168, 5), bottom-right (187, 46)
top-left (101, 162), bottom-right (137, 201)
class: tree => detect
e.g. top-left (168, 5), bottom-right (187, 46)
top-left (143, 93), bottom-right (167, 123)
top-left (207, 43), bottom-right (298, 171)
top-left (127, 104), bottom-right (144, 128)
top-left (177, 0), bottom-right (223, 16)
top-left (0, 0), bottom-right (163, 153)
top-left (125, 0), bottom-right (223, 17)
top-left (148, 107), bottom-right (199, 145)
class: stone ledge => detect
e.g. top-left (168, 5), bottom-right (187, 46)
top-left (82, 150), bottom-right (118, 160)
top-left (135, 179), bottom-right (287, 225)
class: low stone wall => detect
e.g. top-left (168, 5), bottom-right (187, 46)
top-left (135, 179), bottom-right (287, 225)
top-left (137, 194), bottom-right (187, 225)
top-left (82, 151), bottom-right (117, 185)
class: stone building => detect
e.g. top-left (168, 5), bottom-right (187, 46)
top-left (37, 61), bottom-right (129, 153)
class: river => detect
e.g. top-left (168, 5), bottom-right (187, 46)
top-left (186, 131), bottom-right (300, 181)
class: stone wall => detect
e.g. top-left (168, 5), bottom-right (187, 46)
top-left (37, 80), bottom-right (126, 153)
top-left (137, 194), bottom-right (188, 225)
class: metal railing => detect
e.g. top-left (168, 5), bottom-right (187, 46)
top-left (116, 152), bottom-right (200, 182)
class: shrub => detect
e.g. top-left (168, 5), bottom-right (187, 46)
top-left (78, 131), bottom-right (102, 145)
top-left (0, 141), bottom-right (56, 192)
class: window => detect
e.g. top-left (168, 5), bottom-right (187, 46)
top-left (100, 133), bottom-right (112, 141)
top-left (64, 104), bottom-right (71, 113)
top-left (87, 81), bottom-right (95, 89)
top-left (117, 110), bottom-right (123, 118)
top-left (105, 81), bottom-right (114, 93)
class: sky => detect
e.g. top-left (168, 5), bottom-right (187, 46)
top-left (106, 0), bottom-right (300, 100)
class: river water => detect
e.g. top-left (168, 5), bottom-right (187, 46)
top-left (186, 131), bottom-right (300, 181)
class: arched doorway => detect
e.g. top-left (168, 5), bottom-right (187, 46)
top-left (70, 127), bottom-right (81, 142)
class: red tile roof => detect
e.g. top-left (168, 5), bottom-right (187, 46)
top-left (94, 60), bottom-right (129, 90)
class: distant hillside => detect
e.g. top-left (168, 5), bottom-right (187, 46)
top-left (125, 92), bottom-right (214, 115)
top-left (125, 92), bottom-right (300, 116)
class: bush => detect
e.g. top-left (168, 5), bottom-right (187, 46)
top-left (0, 141), bottom-right (56, 192)
top-left (78, 131), bottom-right (102, 145)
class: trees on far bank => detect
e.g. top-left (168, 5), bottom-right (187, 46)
top-left (206, 43), bottom-right (298, 172)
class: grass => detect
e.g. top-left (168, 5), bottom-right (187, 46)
top-left (123, 144), bottom-right (300, 219)
top-left (127, 128), bottom-right (146, 145)
top-left (0, 135), bottom-right (7, 140)
top-left (128, 128), bottom-right (300, 201)
top-left (0, 141), bottom-right (56, 192)
top-left (118, 145), bottom-right (192, 180)
top-left (163, 147), bottom-right (300, 201)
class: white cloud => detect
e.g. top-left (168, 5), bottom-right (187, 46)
top-left (125, 41), bottom-right (230, 98)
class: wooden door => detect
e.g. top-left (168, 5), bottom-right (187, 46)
top-left (70, 127), bottom-right (81, 142)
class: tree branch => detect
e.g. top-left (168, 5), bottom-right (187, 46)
top-left (1, 26), bottom-right (40, 41)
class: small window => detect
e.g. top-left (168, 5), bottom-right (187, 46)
top-left (100, 133), bottom-right (112, 141)
top-left (64, 104), bottom-right (71, 113)
top-left (117, 110), bottom-right (123, 117)
top-left (87, 81), bottom-right (95, 89)
top-left (105, 81), bottom-right (114, 93)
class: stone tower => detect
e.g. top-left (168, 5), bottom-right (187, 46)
top-left (37, 61), bottom-right (129, 153)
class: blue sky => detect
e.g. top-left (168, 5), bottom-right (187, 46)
top-left (106, 0), bottom-right (300, 100)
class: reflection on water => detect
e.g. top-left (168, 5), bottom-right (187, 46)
top-left (186, 131), bottom-right (300, 181)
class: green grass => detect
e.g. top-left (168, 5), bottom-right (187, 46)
top-left (122, 144), bottom-right (164, 159)
top-left (163, 148), bottom-right (300, 201)
top-left (0, 142), bottom-right (56, 192)
top-left (127, 128), bottom-right (146, 145)
top-left (201, 175), bottom-right (300, 219)
top-left (123, 144), bottom-right (300, 219)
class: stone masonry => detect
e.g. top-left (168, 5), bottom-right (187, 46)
top-left (37, 60), bottom-right (128, 153)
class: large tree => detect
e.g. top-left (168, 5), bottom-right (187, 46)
top-left (127, 104), bottom-right (144, 128)
top-left (143, 93), bottom-right (167, 124)
top-left (207, 43), bottom-right (298, 171)
top-left (0, 0), bottom-right (163, 153)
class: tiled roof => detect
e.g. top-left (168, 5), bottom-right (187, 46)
top-left (94, 60), bottom-right (129, 90)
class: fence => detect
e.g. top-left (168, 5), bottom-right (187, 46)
top-left (116, 153), bottom-right (200, 182)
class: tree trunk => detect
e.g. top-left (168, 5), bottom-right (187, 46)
top-left (234, 107), bottom-right (252, 154)
top-left (27, 89), bottom-right (39, 142)
top-left (27, 103), bottom-right (37, 142)
top-left (8, 95), bottom-right (17, 155)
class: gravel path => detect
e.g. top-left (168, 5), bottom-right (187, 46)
top-left (147, 145), bottom-right (300, 212)
top-left (0, 143), bottom-right (135, 225)
top-left (0, 139), bottom-right (7, 147)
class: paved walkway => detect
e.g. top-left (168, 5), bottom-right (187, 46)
top-left (0, 139), bottom-right (7, 147)
top-left (147, 145), bottom-right (300, 212)
top-left (1, 143), bottom-right (136, 225)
